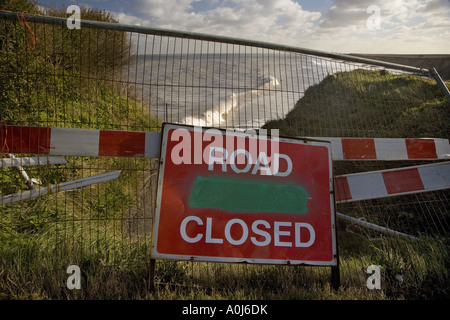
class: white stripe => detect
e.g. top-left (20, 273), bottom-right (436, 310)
top-left (145, 132), bottom-right (161, 158)
top-left (434, 139), bottom-right (450, 159)
top-left (374, 138), bottom-right (408, 160)
top-left (346, 171), bottom-right (388, 201)
top-left (50, 128), bottom-right (100, 156)
top-left (417, 162), bottom-right (450, 190)
top-left (0, 156), bottom-right (67, 168)
top-left (306, 137), bottom-right (343, 160)
top-left (327, 138), bottom-right (344, 161)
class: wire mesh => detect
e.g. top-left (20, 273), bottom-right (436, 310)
top-left (0, 12), bottom-right (449, 299)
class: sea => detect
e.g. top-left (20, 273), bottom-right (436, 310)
top-left (128, 53), bottom-right (360, 130)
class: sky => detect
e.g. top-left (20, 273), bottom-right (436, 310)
top-left (36, 0), bottom-right (450, 54)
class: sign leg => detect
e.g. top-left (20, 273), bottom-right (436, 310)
top-left (331, 266), bottom-right (340, 290)
top-left (148, 259), bottom-right (156, 292)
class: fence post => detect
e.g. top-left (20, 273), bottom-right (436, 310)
top-left (430, 68), bottom-right (450, 103)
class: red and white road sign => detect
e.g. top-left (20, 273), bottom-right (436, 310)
top-left (151, 124), bottom-right (337, 266)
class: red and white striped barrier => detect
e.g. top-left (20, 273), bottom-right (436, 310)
top-left (309, 137), bottom-right (450, 161)
top-left (2, 125), bottom-right (449, 161)
top-left (334, 162), bottom-right (450, 203)
top-left (0, 125), bottom-right (161, 158)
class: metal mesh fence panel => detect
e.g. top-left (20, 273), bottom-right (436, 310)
top-left (0, 12), bottom-right (449, 299)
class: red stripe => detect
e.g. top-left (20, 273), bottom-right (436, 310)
top-left (1, 125), bottom-right (51, 154)
top-left (98, 130), bottom-right (146, 157)
top-left (405, 138), bottom-right (437, 159)
top-left (382, 168), bottom-right (425, 195)
top-left (334, 176), bottom-right (352, 202)
top-left (342, 138), bottom-right (376, 160)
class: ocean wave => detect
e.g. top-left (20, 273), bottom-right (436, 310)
top-left (182, 76), bottom-right (279, 127)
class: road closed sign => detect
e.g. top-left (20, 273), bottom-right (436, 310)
top-left (151, 124), bottom-right (337, 266)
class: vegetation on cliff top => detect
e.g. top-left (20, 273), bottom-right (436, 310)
top-left (264, 69), bottom-right (450, 139)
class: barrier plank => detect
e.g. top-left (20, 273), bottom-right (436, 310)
top-left (336, 212), bottom-right (419, 240)
top-left (2, 125), bottom-right (449, 160)
top-left (0, 156), bottom-right (67, 168)
top-left (0, 170), bottom-right (122, 205)
top-left (334, 162), bottom-right (450, 203)
top-left (310, 137), bottom-right (450, 160)
top-left (1, 125), bottom-right (160, 158)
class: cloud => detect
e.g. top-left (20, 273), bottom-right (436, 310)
top-left (110, 0), bottom-right (321, 44)
top-left (113, 11), bottom-right (152, 26)
top-left (318, 0), bottom-right (418, 29)
top-left (311, 0), bottom-right (450, 53)
top-left (107, 0), bottom-right (449, 53)
top-left (417, 0), bottom-right (450, 15)
top-left (317, 0), bottom-right (450, 31)
top-left (318, 0), bottom-right (372, 29)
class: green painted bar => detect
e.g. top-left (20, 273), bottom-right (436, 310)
top-left (188, 176), bottom-right (310, 215)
